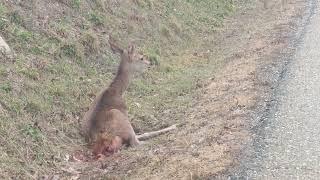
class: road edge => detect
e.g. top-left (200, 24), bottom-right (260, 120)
top-left (225, 0), bottom-right (318, 178)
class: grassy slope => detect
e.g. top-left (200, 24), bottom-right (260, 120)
top-left (0, 0), bottom-right (236, 178)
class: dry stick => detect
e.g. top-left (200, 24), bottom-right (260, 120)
top-left (136, 124), bottom-right (177, 141)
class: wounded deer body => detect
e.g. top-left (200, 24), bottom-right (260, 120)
top-left (83, 36), bottom-right (149, 157)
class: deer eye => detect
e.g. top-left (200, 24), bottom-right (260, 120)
top-left (140, 57), bottom-right (144, 61)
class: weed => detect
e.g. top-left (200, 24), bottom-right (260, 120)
top-left (19, 68), bottom-right (39, 80)
top-left (0, 3), bottom-right (7, 30)
top-left (169, 21), bottom-right (182, 35)
top-left (9, 11), bottom-right (23, 25)
top-left (0, 3), bottom-right (6, 15)
top-left (40, 37), bottom-right (61, 55)
top-left (47, 62), bottom-right (73, 76)
top-left (162, 65), bottom-right (173, 73)
top-left (130, 79), bottom-right (154, 96)
top-left (71, 0), bottom-right (81, 9)
top-left (60, 43), bottom-right (77, 58)
top-left (30, 46), bottom-right (43, 55)
top-left (48, 83), bottom-right (66, 97)
top-left (13, 28), bottom-right (33, 43)
top-left (92, 0), bottom-right (106, 11)
top-left (160, 26), bottom-right (171, 38)
top-left (0, 18), bottom-right (8, 30)
top-left (146, 49), bottom-right (160, 66)
top-left (24, 101), bottom-right (42, 115)
top-left (80, 31), bottom-right (100, 54)
top-left (22, 124), bottom-right (42, 142)
top-left (47, 37), bottom-right (61, 44)
top-left (0, 66), bottom-right (8, 77)
top-left (59, 43), bottom-right (84, 63)
top-left (135, 0), bottom-right (153, 9)
top-left (88, 11), bottom-right (104, 26)
top-left (8, 99), bottom-right (23, 114)
top-left (0, 82), bottom-right (12, 93)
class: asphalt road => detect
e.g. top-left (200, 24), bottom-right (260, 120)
top-left (229, 0), bottom-right (320, 179)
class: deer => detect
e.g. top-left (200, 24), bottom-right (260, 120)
top-left (82, 36), bottom-right (176, 159)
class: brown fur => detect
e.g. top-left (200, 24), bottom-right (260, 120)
top-left (83, 36), bottom-right (149, 157)
top-left (83, 36), bottom-right (177, 158)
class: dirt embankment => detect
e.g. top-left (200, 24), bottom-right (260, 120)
top-left (60, 0), bottom-right (308, 179)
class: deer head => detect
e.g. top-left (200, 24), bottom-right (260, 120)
top-left (109, 36), bottom-right (150, 74)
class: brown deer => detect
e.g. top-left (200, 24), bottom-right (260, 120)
top-left (82, 36), bottom-right (176, 158)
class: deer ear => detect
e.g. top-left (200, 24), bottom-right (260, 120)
top-left (128, 44), bottom-right (135, 55)
top-left (109, 35), bottom-right (123, 54)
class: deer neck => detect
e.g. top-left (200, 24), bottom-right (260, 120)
top-left (109, 59), bottom-right (132, 96)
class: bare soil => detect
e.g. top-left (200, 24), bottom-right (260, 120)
top-left (58, 0), bottom-right (308, 179)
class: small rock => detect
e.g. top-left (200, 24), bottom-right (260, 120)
top-left (64, 154), bottom-right (70, 162)
top-left (0, 36), bottom-right (12, 58)
top-left (70, 175), bottom-right (79, 180)
top-left (135, 102), bottom-right (141, 108)
top-left (52, 175), bottom-right (60, 180)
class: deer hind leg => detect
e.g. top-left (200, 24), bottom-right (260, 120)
top-left (129, 136), bottom-right (140, 146)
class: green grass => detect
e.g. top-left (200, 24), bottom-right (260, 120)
top-left (0, 82), bottom-right (12, 93)
top-left (9, 11), bottom-right (23, 25)
top-left (19, 68), bottom-right (40, 80)
top-left (0, 66), bottom-right (7, 77)
top-left (71, 0), bottom-right (82, 9)
top-left (22, 124), bottom-right (43, 142)
top-left (0, 0), bottom-right (237, 177)
top-left (13, 28), bottom-right (33, 42)
top-left (0, 3), bottom-right (6, 14)
top-left (60, 43), bottom-right (77, 57)
top-left (88, 11), bottom-right (105, 26)
top-left (80, 30), bottom-right (100, 54)
top-left (0, 4), bottom-right (7, 30)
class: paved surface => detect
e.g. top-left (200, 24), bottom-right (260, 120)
top-left (230, 0), bottom-right (320, 179)
top-left (256, 1), bottom-right (320, 177)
